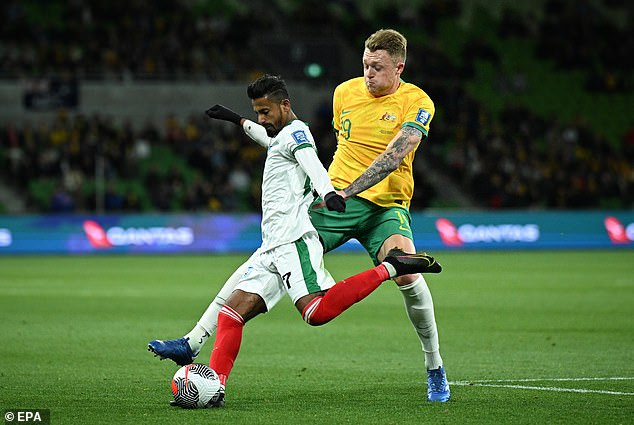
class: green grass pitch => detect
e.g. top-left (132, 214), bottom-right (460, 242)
top-left (1, 250), bottom-right (633, 424)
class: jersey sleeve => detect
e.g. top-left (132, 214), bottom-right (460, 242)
top-left (287, 126), bottom-right (316, 156)
top-left (402, 94), bottom-right (435, 139)
top-left (242, 119), bottom-right (270, 147)
top-left (285, 123), bottom-right (335, 197)
top-left (295, 148), bottom-right (335, 198)
top-left (332, 84), bottom-right (343, 134)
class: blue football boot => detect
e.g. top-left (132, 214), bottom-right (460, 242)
top-left (427, 366), bottom-right (450, 402)
top-left (148, 337), bottom-right (195, 366)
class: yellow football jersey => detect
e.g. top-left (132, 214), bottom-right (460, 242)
top-left (329, 77), bottom-right (435, 209)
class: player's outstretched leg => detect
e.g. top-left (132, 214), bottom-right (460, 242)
top-left (383, 248), bottom-right (442, 275)
top-left (148, 263), bottom-right (249, 366)
top-left (148, 337), bottom-right (195, 366)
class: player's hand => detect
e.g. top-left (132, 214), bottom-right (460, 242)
top-left (205, 104), bottom-right (242, 125)
top-left (324, 191), bottom-right (346, 213)
top-left (312, 189), bottom-right (347, 210)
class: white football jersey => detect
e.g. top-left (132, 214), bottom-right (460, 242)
top-left (255, 120), bottom-right (331, 251)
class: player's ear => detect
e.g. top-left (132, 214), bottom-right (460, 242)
top-left (280, 98), bottom-right (291, 112)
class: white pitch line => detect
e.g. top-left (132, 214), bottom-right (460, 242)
top-left (457, 377), bottom-right (634, 383)
top-left (450, 382), bottom-right (634, 396)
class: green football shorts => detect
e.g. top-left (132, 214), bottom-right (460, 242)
top-left (309, 196), bottom-right (413, 266)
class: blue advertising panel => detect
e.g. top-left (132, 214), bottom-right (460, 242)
top-left (412, 211), bottom-right (634, 250)
top-left (0, 214), bottom-right (262, 254)
top-left (0, 211), bottom-right (632, 255)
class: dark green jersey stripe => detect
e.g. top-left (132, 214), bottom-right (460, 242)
top-left (303, 176), bottom-right (312, 196)
top-left (294, 238), bottom-right (320, 294)
top-left (402, 121), bottom-right (428, 137)
top-left (291, 143), bottom-right (315, 155)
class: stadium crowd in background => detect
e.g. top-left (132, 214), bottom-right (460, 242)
top-left (1, 1), bottom-right (630, 86)
top-left (0, 0), bottom-right (267, 81)
top-left (0, 111), bottom-right (266, 212)
top-left (0, 0), bottom-right (632, 212)
top-left (434, 104), bottom-right (634, 209)
top-left (2, 101), bottom-right (631, 212)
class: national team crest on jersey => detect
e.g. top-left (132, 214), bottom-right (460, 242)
top-left (415, 109), bottom-right (431, 126)
top-left (292, 130), bottom-right (309, 145)
top-left (380, 112), bottom-right (397, 121)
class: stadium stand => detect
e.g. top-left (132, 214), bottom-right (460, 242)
top-left (0, 0), bottom-right (632, 212)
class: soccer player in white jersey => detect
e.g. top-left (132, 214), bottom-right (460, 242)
top-left (151, 74), bottom-right (441, 407)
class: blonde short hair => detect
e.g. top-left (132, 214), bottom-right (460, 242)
top-left (364, 29), bottom-right (407, 64)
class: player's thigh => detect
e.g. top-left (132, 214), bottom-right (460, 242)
top-left (309, 197), bottom-right (366, 253)
top-left (273, 232), bottom-right (336, 305)
top-left (358, 206), bottom-right (414, 265)
top-left (235, 251), bottom-right (285, 312)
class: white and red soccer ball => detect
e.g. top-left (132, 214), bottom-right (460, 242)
top-left (171, 364), bottom-right (222, 409)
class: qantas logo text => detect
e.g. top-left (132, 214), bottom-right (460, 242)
top-left (83, 220), bottom-right (193, 248)
top-left (435, 218), bottom-right (540, 246)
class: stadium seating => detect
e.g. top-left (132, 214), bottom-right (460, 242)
top-left (0, 0), bottom-right (631, 212)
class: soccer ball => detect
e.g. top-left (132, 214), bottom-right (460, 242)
top-left (171, 364), bottom-right (222, 408)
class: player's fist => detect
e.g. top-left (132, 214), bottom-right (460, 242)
top-left (205, 104), bottom-right (242, 125)
top-left (324, 191), bottom-right (346, 213)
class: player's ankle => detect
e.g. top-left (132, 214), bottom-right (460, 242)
top-left (381, 262), bottom-right (397, 278)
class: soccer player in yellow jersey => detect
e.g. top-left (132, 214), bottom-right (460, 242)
top-left (327, 67), bottom-right (433, 211)
top-left (309, 29), bottom-right (450, 402)
top-left (149, 29), bottom-right (450, 403)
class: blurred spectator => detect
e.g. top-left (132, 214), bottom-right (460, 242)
top-left (49, 184), bottom-right (75, 212)
top-left (104, 183), bottom-right (125, 211)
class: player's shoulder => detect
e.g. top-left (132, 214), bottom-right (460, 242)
top-left (285, 119), bottom-right (310, 133)
top-left (398, 80), bottom-right (434, 111)
top-left (335, 77), bottom-right (365, 94)
top-left (399, 80), bottom-right (432, 100)
top-left (280, 120), bottom-right (314, 144)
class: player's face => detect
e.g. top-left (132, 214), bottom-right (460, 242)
top-left (251, 97), bottom-right (291, 136)
top-left (362, 48), bottom-right (404, 97)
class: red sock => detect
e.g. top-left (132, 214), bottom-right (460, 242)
top-left (302, 265), bottom-right (389, 326)
top-left (209, 306), bottom-right (244, 385)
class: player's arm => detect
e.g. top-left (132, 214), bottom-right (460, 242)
top-left (342, 125), bottom-right (423, 198)
top-left (205, 104), bottom-right (270, 147)
top-left (242, 120), bottom-right (270, 148)
top-left (295, 147), bottom-right (346, 212)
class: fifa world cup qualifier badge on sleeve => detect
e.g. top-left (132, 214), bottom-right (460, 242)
top-left (292, 130), bottom-right (309, 144)
top-left (415, 109), bottom-right (431, 126)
